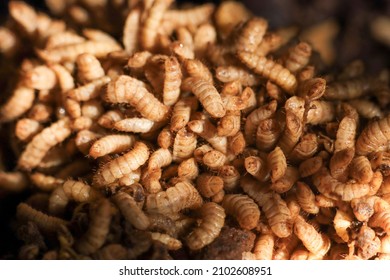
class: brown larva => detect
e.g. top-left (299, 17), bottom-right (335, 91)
top-left (186, 202), bottom-right (225, 250)
top-left (145, 180), bottom-right (203, 215)
top-left (75, 199), bottom-right (113, 255)
top-left (221, 194), bottom-right (260, 230)
top-left (75, 53), bottom-right (105, 84)
top-left (238, 51), bottom-right (297, 94)
top-left (172, 128), bottom-right (197, 162)
top-left (16, 202), bottom-right (67, 234)
top-left (296, 181), bottom-right (319, 214)
top-left (196, 173), bottom-right (224, 198)
top-left (111, 192), bottom-right (150, 230)
top-left (18, 117), bottom-right (72, 170)
top-left (294, 215), bottom-right (331, 257)
top-left (93, 141), bottom-right (150, 188)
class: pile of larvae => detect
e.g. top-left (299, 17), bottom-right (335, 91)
top-left (1, 0), bottom-right (390, 260)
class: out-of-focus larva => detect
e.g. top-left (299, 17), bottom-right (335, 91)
top-left (150, 232), bottom-right (182, 250)
top-left (245, 156), bottom-right (269, 182)
top-left (74, 130), bottom-right (100, 155)
top-left (334, 116), bottom-right (357, 153)
top-left (255, 118), bottom-right (282, 152)
top-left (94, 244), bottom-right (128, 260)
top-left (118, 169), bottom-right (142, 188)
top-left (27, 103), bottom-right (53, 123)
top-left (9, 1), bottom-right (37, 35)
top-left (235, 17), bottom-right (268, 53)
top-left (37, 39), bottom-right (121, 63)
top-left (80, 100), bottom-right (104, 120)
top-left (217, 110), bottom-right (241, 137)
top-left (75, 53), bottom-right (105, 84)
top-left (146, 180), bottom-right (203, 215)
top-left (123, 6), bottom-right (141, 54)
top-left (294, 215), bottom-right (331, 256)
top-left (349, 156), bottom-right (374, 184)
top-left (211, 189), bottom-right (225, 203)
top-left (306, 101), bottom-right (335, 125)
top-left (241, 176), bottom-right (292, 237)
top-left (45, 30), bottom-right (85, 50)
top-left (333, 209), bottom-right (353, 243)
top-left (284, 42), bottom-right (312, 73)
top-left (178, 157), bottom-right (199, 180)
top-left (171, 41), bottom-right (194, 60)
top-left (161, 3), bottom-right (214, 33)
top-left (271, 166), bottom-right (299, 193)
top-left (71, 116), bottom-right (93, 131)
top-left (186, 202), bottom-right (225, 250)
top-left (267, 146), bottom-right (287, 183)
top-left (196, 173), bottom-right (224, 198)
top-left (15, 118), bottom-right (43, 142)
top-left (63, 180), bottom-right (101, 203)
top-left (114, 117), bottom-right (154, 133)
top-left (324, 78), bottom-right (375, 100)
top-left (67, 76), bottom-right (110, 102)
top-left (23, 65), bottom-right (57, 90)
top-left (254, 32), bottom-right (283, 56)
top-left (0, 171), bottom-right (29, 192)
top-left (202, 150), bottom-right (227, 170)
top-left (170, 97), bottom-right (198, 132)
top-left (98, 110), bottom-right (124, 129)
top-left (278, 111), bottom-right (303, 155)
top-left (312, 167), bottom-right (383, 201)
top-left (64, 98), bottom-right (81, 118)
top-left (75, 199), bottom-right (112, 255)
top-left (30, 172), bottom-right (64, 192)
top-left (172, 128), bottom-right (197, 162)
top-left (221, 194), bottom-right (260, 230)
top-left (18, 117), bottom-right (71, 170)
top-left (104, 75), bottom-right (169, 122)
top-left (148, 148), bottom-right (172, 170)
top-left (369, 209), bottom-right (390, 235)
top-left (0, 85), bottom-right (35, 122)
top-left (245, 234), bottom-right (275, 260)
top-left (0, 27), bottom-right (19, 57)
top-left (238, 51), bottom-right (297, 94)
top-left (193, 23), bottom-right (217, 57)
top-left (329, 147), bottom-right (355, 181)
top-left (188, 119), bottom-right (227, 154)
top-left (349, 99), bottom-right (383, 119)
top-left (185, 77), bottom-right (225, 118)
top-left (157, 127), bottom-right (174, 149)
top-left (140, 0), bottom-right (173, 50)
top-left (296, 182), bottom-right (319, 214)
top-left (273, 234), bottom-right (300, 260)
top-left (355, 225), bottom-right (381, 259)
top-left (176, 27), bottom-right (194, 49)
top-left (298, 156), bottom-right (323, 177)
top-left (16, 202), bottom-right (67, 233)
top-left (163, 56), bottom-right (182, 106)
top-left (112, 192), bottom-right (150, 230)
top-left (214, 1), bottom-right (251, 39)
top-left (244, 100), bottom-right (277, 145)
top-left (215, 66), bottom-right (261, 87)
top-left (356, 114), bottom-right (390, 156)
top-left (48, 186), bottom-right (68, 215)
top-left (93, 142), bottom-right (149, 187)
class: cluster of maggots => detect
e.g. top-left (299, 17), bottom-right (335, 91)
top-left (1, 0), bottom-right (390, 260)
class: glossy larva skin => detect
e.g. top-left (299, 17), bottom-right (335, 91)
top-left (356, 114), bottom-right (390, 156)
top-left (18, 118), bottom-right (72, 170)
top-left (93, 142), bottom-right (150, 188)
top-left (186, 77), bottom-right (225, 118)
top-left (186, 202), bottom-right (225, 250)
top-left (104, 75), bottom-right (169, 122)
top-left (238, 51), bottom-right (297, 94)
top-left (145, 180), bottom-right (203, 215)
top-left (89, 135), bottom-right (135, 159)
